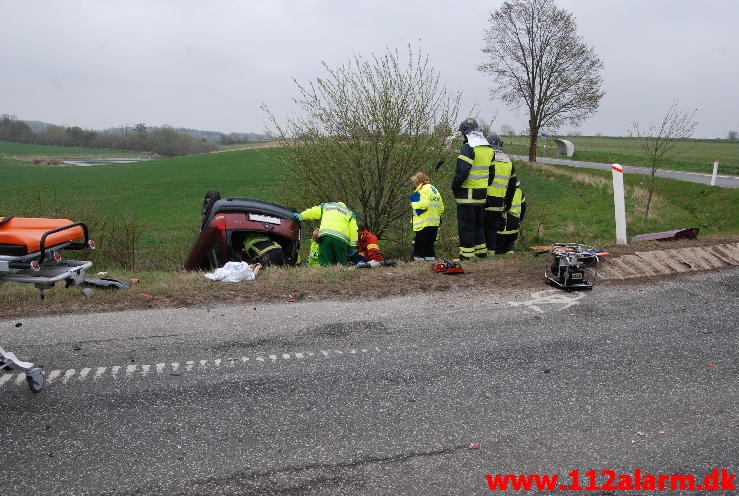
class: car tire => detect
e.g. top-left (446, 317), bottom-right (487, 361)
top-left (201, 190), bottom-right (221, 231)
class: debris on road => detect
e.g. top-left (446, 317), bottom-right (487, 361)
top-left (83, 278), bottom-right (130, 290)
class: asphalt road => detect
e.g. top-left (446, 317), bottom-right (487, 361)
top-left (1, 269), bottom-right (737, 495)
top-left (511, 155), bottom-right (739, 189)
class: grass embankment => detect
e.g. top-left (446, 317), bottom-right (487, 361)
top-left (1, 144), bottom-right (737, 316)
top-left (1, 145), bottom-right (736, 268)
top-left (0, 141), bottom-right (141, 158)
top-left (503, 135), bottom-right (739, 176)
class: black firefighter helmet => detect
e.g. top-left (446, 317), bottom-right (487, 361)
top-left (458, 118), bottom-right (480, 135)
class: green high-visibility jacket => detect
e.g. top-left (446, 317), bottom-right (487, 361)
top-left (298, 202), bottom-right (358, 247)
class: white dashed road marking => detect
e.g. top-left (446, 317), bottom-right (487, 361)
top-left (0, 345), bottom-right (392, 391)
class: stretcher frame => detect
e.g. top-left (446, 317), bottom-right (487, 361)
top-left (0, 220), bottom-right (94, 299)
top-left (0, 346), bottom-right (44, 392)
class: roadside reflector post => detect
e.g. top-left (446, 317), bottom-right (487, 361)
top-left (710, 160), bottom-right (720, 186)
top-left (611, 164), bottom-right (627, 245)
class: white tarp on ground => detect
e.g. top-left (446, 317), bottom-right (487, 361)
top-left (204, 261), bottom-right (257, 283)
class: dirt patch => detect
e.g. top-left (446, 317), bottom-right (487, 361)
top-left (14, 156), bottom-right (71, 166)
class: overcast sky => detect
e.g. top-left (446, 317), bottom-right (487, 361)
top-left (2, 0), bottom-right (737, 138)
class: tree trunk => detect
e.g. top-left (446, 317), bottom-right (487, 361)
top-left (644, 173), bottom-right (656, 219)
top-left (528, 125), bottom-right (539, 162)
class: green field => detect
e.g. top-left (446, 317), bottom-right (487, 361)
top-left (0, 147), bottom-right (286, 269)
top-left (1, 145), bottom-right (736, 271)
top-left (503, 135), bottom-right (739, 176)
top-left (0, 141), bottom-right (141, 158)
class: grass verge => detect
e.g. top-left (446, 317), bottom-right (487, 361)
top-left (1, 236), bottom-right (736, 320)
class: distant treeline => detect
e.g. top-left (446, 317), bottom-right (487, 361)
top-left (0, 115), bottom-right (218, 156)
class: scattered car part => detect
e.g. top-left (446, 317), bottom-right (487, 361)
top-left (82, 277), bottom-right (130, 290)
top-left (632, 228), bottom-right (699, 242)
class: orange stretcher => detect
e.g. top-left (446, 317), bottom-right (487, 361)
top-left (0, 216), bottom-right (95, 299)
top-left (0, 217), bottom-right (86, 256)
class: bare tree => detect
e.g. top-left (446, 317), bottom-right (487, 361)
top-left (728, 130), bottom-right (738, 140)
top-left (479, 0), bottom-right (604, 162)
top-left (500, 124), bottom-right (515, 136)
top-left (264, 47), bottom-right (460, 236)
top-left (630, 100), bottom-right (697, 219)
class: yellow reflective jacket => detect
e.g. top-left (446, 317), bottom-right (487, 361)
top-left (508, 186), bottom-right (525, 219)
top-left (410, 182), bottom-right (444, 231)
top-left (242, 234), bottom-right (281, 258)
top-left (486, 151), bottom-right (516, 212)
top-left (452, 143), bottom-right (492, 205)
top-left (298, 202), bottom-right (358, 247)
top-left (498, 185), bottom-right (526, 235)
top-left (307, 239), bottom-right (320, 267)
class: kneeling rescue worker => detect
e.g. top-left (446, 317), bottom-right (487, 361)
top-left (294, 202), bottom-right (358, 266)
top-left (452, 118), bottom-right (491, 259)
top-left (355, 224), bottom-right (384, 263)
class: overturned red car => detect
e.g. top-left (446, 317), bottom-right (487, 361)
top-left (184, 190), bottom-right (301, 270)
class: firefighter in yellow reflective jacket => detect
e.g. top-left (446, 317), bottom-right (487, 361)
top-left (495, 180), bottom-right (526, 254)
top-left (410, 172), bottom-right (444, 261)
top-left (484, 133), bottom-right (517, 255)
top-left (452, 118), bottom-right (491, 259)
top-left (242, 234), bottom-right (286, 266)
top-left (294, 202), bottom-right (358, 265)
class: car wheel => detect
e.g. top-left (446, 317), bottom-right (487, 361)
top-left (201, 190), bottom-right (221, 231)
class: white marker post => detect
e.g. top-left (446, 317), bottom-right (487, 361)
top-left (710, 160), bottom-right (720, 187)
top-left (611, 164), bottom-right (627, 245)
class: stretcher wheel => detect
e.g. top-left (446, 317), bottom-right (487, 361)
top-left (26, 367), bottom-right (44, 393)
